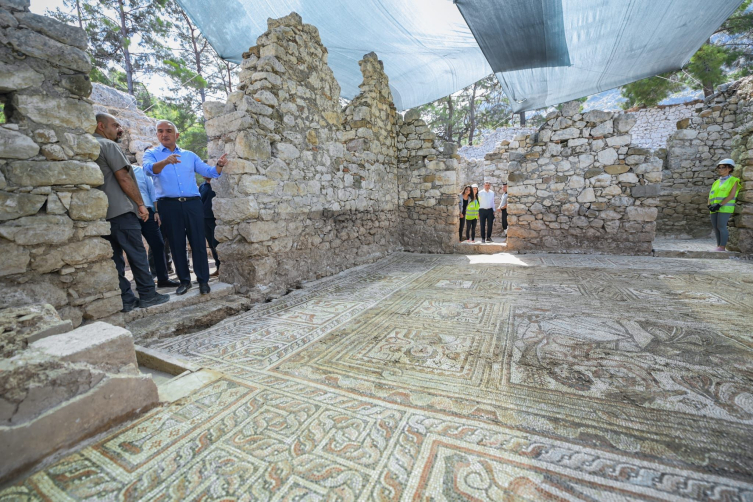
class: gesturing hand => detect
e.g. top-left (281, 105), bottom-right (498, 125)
top-left (155, 213), bottom-right (161, 226)
top-left (217, 153), bottom-right (228, 168)
top-left (165, 154), bottom-right (181, 165)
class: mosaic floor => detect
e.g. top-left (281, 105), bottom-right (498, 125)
top-left (4, 252), bottom-right (753, 501)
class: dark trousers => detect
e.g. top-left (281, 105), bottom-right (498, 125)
top-left (105, 212), bottom-right (156, 305)
top-left (465, 219), bottom-right (477, 241)
top-left (479, 208), bottom-right (494, 239)
top-left (140, 207), bottom-right (169, 282)
top-left (159, 198), bottom-right (209, 284)
top-left (501, 209), bottom-right (508, 231)
top-left (205, 217), bottom-right (220, 267)
top-left (459, 217), bottom-right (466, 241)
top-left (149, 222), bottom-right (173, 273)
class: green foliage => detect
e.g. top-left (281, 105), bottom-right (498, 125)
top-left (684, 44), bottom-right (730, 93)
top-left (620, 74), bottom-right (683, 109)
top-left (412, 74), bottom-right (511, 145)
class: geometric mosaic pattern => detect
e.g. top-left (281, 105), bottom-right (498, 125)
top-left (4, 252), bottom-right (753, 500)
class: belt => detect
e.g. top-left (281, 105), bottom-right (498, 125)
top-left (159, 196), bottom-right (200, 202)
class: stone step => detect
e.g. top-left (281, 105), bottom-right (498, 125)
top-left (123, 280), bottom-right (236, 323)
top-left (454, 240), bottom-right (508, 254)
top-left (126, 293), bottom-right (254, 344)
top-left (653, 248), bottom-right (744, 260)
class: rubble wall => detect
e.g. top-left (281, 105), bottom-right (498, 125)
top-left (507, 102), bottom-right (662, 254)
top-left (203, 14), bottom-right (401, 296)
top-left (396, 110), bottom-right (460, 253)
top-left (730, 78), bottom-right (753, 253)
top-left (90, 82), bottom-right (157, 164)
top-left (625, 101), bottom-right (700, 150)
top-left (0, 0), bottom-right (121, 326)
top-left (659, 78), bottom-right (753, 250)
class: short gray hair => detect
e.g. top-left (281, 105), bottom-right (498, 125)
top-left (156, 120), bottom-right (179, 133)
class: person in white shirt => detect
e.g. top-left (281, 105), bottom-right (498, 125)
top-left (477, 181), bottom-right (496, 243)
top-left (496, 183), bottom-right (508, 237)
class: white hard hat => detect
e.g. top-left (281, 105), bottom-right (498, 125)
top-left (717, 158), bottom-right (735, 167)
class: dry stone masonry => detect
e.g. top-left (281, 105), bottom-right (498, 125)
top-left (658, 77), bottom-right (753, 252)
top-left (625, 101), bottom-right (700, 150)
top-left (91, 82), bottom-right (158, 164)
top-left (204, 14), bottom-right (407, 296)
top-left (0, 0), bottom-right (121, 326)
top-left (507, 101), bottom-right (662, 254)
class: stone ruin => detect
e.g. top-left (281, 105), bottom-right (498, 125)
top-left (203, 13), bottom-right (459, 296)
top-left (0, 0), bottom-right (122, 326)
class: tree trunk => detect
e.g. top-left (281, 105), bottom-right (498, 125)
top-left (702, 38), bottom-right (714, 97)
top-left (446, 96), bottom-right (454, 142)
top-left (117, 0), bottom-right (134, 95)
top-left (468, 82), bottom-right (478, 144)
top-left (518, 111), bottom-right (526, 126)
top-left (182, 12), bottom-right (206, 104)
top-left (75, 0), bottom-right (83, 29)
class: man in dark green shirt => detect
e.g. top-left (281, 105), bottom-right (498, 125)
top-left (94, 113), bottom-right (169, 312)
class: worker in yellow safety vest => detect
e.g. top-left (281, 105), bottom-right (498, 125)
top-left (708, 158), bottom-right (740, 252)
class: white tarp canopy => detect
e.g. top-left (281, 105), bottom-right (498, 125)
top-left (178, 0), bottom-right (743, 112)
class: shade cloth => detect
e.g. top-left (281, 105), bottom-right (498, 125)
top-left (178, 0), bottom-right (743, 112)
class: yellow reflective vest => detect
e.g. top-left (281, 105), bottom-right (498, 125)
top-left (465, 199), bottom-right (480, 220)
top-left (709, 176), bottom-right (740, 214)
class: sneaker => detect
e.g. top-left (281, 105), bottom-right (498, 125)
top-left (487, 238), bottom-right (494, 243)
top-left (121, 300), bottom-right (139, 313)
top-left (139, 293), bottom-right (170, 308)
top-left (481, 239), bottom-right (486, 243)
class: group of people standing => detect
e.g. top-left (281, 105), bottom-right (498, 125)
top-left (94, 113), bottom-right (226, 312)
top-left (459, 182), bottom-right (508, 243)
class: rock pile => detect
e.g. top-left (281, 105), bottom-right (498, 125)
top-left (0, 0), bottom-right (121, 325)
top-left (90, 82), bottom-right (158, 164)
top-left (507, 102), bottom-right (662, 254)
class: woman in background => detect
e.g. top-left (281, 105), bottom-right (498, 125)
top-left (708, 159), bottom-right (740, 251)
top-left (458, 185), bottom-right (471, 241)
top-left (465, 188), bottom-right (480, 242)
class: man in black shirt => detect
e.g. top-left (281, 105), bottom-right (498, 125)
top-left (199, 177), bottom-right (220, 277)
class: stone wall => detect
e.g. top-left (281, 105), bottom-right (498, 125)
top-left (729, 78), bottom-right (753, 253)
top-left (91, 82), bottom-right (157, 164)
top-left (458, 126), bottom-right (537, 160)
top-left (625, 101), bottom-right (701, 150)
top-left (507, 101), bottom-right (662, 254)
top-left (397, 109), bottom-right (460, 253)
top-left (658, 79), bottom-right (753, 242)
top-left (204, 14), bottom-right (401, 296)
top-left (0, 0), bottom-right (121, 326)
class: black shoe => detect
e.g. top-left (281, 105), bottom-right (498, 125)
top-left (199, 282), bottom-right (211, 295)
top-left (481, 239), bottom-right (486, 243)
top-left (121, 300), bottom-right (139, 313)
top-left (176, 282), bottom-right (192, 295)
top-left (157, 279), bottom-right (180, 288)
top-left (138, 293), bottom-right (170, 308)
top-left (487, 238), bottom-right (494, 243)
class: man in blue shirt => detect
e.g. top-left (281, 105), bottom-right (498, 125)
top-left (143, 120), bottom-right (227, 295)
top-left (132, 163), bottom-right (179, 288)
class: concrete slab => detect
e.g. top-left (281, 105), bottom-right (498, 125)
top-left (156, 369), bottom-right (223, 403)
top-left (135, 345), bottom-right (200, 376)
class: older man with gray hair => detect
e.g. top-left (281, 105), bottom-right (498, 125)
top-left (143, 120), bottom-right (227, 295)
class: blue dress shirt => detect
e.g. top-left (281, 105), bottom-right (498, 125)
top-left (132, 165), bottom-right (156, 209)
top-left (143, 145), bottom-right (220, 199)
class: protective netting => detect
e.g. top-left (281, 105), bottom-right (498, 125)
top-left (178, 0), bottom-right (743, 112)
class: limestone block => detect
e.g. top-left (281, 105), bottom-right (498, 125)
top-left (224, 159), bottom-right (258, 175)
top-left (404, 109), bottom-right (421, 122)
top-left (14, 12), bottom-right (88, 49)
top-left (597, 148), bottom-right (618, 165)
top-left (62, 133), bottom-right (101, 160)
top-left (275, 143), bottom-right (300, 160)
top-left (0, 214), bottom-right (74, 245)
top-left (238, 175), bottom-right (278, 194)
top-left (3, 161), bottom-right (104, 187)
top-left (508, 185), bottom-right (535, 196)
top-left (633, 158), bottom-right (663, 174)
top-left (59, 237), bottom-right (111, 266)
top-left (69, 261), bottom-right (118, 297)
top-left (577, 188), bottom-right (596, 203)
top-left (31, 322), bottom-right (137, 371)
top-left (618, 172), bottom-right (639, 183)
top-left (68, 190), bottom-right (108, 221)
top-left (583, 110), bottom-right (613, 123)
top-left (5, 28), bottom-right (90, 72)
top-left (14, 96), bottom-right (96, 133)
top-left (606, 134), bottom-right (631, 147)
top-left (614, 114), bottom-right (637, 133)
top-left (0, 305), bottom-right (72, 357)
top-left (0, 192), bottom-right (47, 221)
top-left (0, 280), bottom-right (67, 309)
top-left (605, 164), bottom-right (630, 175)
top-left (626, 206), bottom-right (658, 221)
top-left (551, 128), bottom-right (580, 141)
top-left (602, 185), bottom-right (622, 196)
top-left (0, 241), bottom-right (29, 277)
top-left (203, 101), bottom-right (226, 120)
top-left (213, 197), bottom-right (259, 224)
top-left (0, 127), bottom-right (40, 159)
top-left (590, 120), bottom-right (613, 136)
top-left (238, 220), bottom-right (286, 243)
top-left (592, 174), bottom-right (612, 188)
top-left (674, 129), bottom-right (698, 140)
top-left (560, 101), bottom-right (581, 117)
top-left (632, 184), bottom-right (661, 197)
top-left (235, 131), bottom-right (271, 160)
top-left (0, 62), bottom-right (43, 92)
